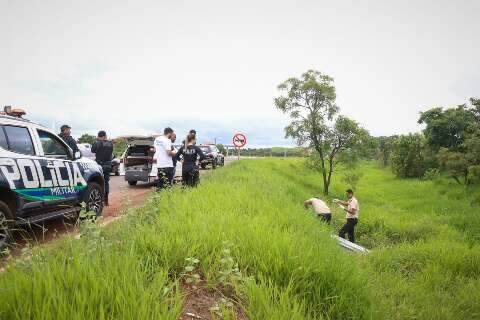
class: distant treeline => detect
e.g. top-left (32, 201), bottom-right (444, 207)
top-left (226, 146), bottom-right (306, 157)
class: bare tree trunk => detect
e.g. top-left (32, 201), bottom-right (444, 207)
top-left (315, 146), bottom-right (329, 195)
top-left (326, 157), bottom-right (334, 195)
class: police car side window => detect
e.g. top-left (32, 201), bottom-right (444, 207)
top-left (3, 125), bottom-right (35, 155)
top-left (0, 126), bottom-right (8, 149)
top-left (37, 130), bottom-right (69, 158)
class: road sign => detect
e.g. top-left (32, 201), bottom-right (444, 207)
top-left (232, 133), bottom-right (247, 148)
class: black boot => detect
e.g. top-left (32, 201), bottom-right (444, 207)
top-left (104, 193), bottom-right (109, 206)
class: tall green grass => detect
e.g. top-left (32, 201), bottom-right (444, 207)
top-left (1, 159), bottom-right (479, 319)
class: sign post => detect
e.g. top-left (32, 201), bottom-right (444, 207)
top-left (232, 133), bottom-right (247, 160)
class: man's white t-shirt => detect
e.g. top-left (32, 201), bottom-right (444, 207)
top-left (346, 197), bottom-right (359, 219)
top-left (308, 198), bottom-right (331, 215)
top-left (154, 135), bottom-right (173, 168)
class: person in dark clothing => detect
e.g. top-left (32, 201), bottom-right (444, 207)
top-left (170, 132), bottom-right (177, 185)
top-left (59, 125), bottom-right (79, 153)
top-left (181, 129), bottom-right (197, 146)
top-left (175, 133), bottom-right (205, 187)
top-left (91, 130), bottom-right (114, 206)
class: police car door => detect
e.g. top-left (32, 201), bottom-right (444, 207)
top-left (33, 129), bottom-right (78, 209)
top-left (0, 124), bottom-right (45, 217)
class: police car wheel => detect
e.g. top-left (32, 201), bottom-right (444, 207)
top-left (0, 201), bottom-right (13, 250)
top-left (84, 182), bottom-right (103, 216)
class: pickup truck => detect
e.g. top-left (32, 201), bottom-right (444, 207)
top-left (0, 109), bottom-right (105, 249)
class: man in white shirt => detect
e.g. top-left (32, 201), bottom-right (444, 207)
top-left (335, 189), bottom-right (360, 243)
top-left (304, 197), bottom-right (332, 224)
top-left (154, 127), bottom-right (177, 190)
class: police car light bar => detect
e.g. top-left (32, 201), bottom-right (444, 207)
top-left (1, 106), bottom-right (26, 118)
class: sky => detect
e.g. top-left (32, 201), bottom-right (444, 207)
top-left (1, 0), bottom-right (479, 147)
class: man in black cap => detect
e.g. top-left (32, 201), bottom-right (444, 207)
top-left (59, 125), bottom-right (79, 153)
top-left (91, 130), bottom-right (114, 206)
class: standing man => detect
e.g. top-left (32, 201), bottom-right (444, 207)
top-left (91, 131), bottom-right (114, 206)
top-left (170, 132), bottom-right (177, 185)
top-left (304, 197), bottom-right (332, 224)
top-left (154, 127), bottom-right (177, 190)
top-left (335, 189), bottom-right (360, 243)
top-left (59, 125), bottom-right (79, 153)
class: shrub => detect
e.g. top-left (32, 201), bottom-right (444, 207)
top-left (424, 168), bottom-right (440, 180)
top-left (390, 133), bottom-right (427, 178)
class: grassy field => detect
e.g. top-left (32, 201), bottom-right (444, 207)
top-left (1, 159), bottom-right (479, 319)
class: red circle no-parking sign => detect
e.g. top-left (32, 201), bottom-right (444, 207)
top-left (232, 133), bottom-right (247, 148)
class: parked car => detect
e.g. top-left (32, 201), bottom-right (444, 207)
top-left (198, 145), bottom-right (224, 169)
top-left (78, 143), bottom-right (95, 160)
top-left (121, 136), bottom-right (156, 186)
top-left (79, 143), bottom-right (120, 175)
top-left (0, 109), bottom-right (105, 249)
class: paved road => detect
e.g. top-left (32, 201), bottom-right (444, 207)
top-left (8, 157), bottom-right (237, 251)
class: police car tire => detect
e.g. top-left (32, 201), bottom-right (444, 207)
top-left (0, 201), bottom-right (13, 250)
top-left (128, 181), bottom-right (137, 186)
top-left (84, 182), bottom-right (103, 217)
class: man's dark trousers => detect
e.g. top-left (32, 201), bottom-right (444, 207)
top-left (101, 165), bottom-right (112, 195)
top-left (339, 218), bottom-right (358, 243)
top-left (157, 167), bottom-right (174, 190)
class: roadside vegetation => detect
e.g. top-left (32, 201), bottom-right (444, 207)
top-left (1, 158), bottom-right (479, 319)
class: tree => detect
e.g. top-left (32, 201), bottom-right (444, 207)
top-left (112, 138), bottom-right (128, 157)
top-left (216, 144), bottom-right (227, 155)
top-left (419, 98), bottom-right (480, 184)
top-left (377, 136), bottom-right (398, 167)
top-left (274, 70), bottom-right (368, 195)
top-left (438, 127), bottom-right (480, 185)
top-left (78, 133), bottom-right (96, 144)
top-left (390, 133), bottom-right (427, 178)
top-left (418, 104), bottom-right (477, 152)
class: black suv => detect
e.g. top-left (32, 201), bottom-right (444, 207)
top-left (198, 145), bottom-right (225, 169)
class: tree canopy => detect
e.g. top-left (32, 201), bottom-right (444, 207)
top-left (78, 133), bottom-right (96, 144)
top-left (275, 70), bottom-right (368, 195)
top-left (418, 98), bottom-right (480, 184)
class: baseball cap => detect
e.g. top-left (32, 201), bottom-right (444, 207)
top-left (60, 125), bottom-right (71, 131)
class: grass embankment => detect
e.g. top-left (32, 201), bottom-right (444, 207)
top-left (1, 159), bottom-right (479, 319)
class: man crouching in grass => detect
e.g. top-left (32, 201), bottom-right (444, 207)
top-left (335, 189), bottom-right (360, 243)
top-left (304, 197), bottom-right (332, 224)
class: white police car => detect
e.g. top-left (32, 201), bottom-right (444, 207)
top-left (0, 108), bottom-right (105, 248)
